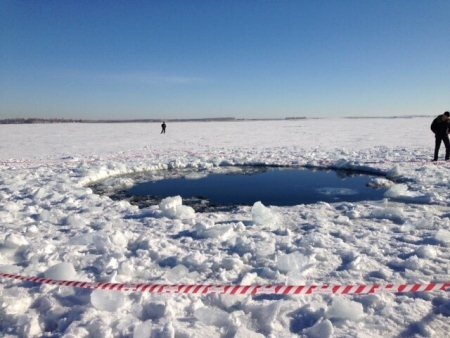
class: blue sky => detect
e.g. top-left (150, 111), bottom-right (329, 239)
top-left (1, 1), bottom-right (449, 119)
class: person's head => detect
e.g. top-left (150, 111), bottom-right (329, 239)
top-left (444, 111), bottom-right (449, 117)
top-left (443, 111), bottom-right (450, 121)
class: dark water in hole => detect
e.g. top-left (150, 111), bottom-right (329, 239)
top-left (115, 167), bottom-right (386, 211)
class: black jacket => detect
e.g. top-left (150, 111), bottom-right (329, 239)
top-left (431, 115), bottom-right (449, 136)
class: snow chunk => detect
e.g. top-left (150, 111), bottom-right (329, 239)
top-left (251, 201), bottom-right (278, 229)
top-left (221, 257), bottom-right (244, 271)
top-left (182, 252), bottom-right (207, 270)
top-left (165, 264), bottom-right (192, 283)
top-left (384, 184), bottom-right (430, 203)
top-left (435, 229), bottom-right (450, 245)
top-left (368, 177), bottom-right (394, 189)
top-left (165, 264), bottom-right (198, 284)
top-left (415, 245), bottom-right (437, 259)
top-left (194, 222), bottom-right (235, 240)
top-left (240, 272), bottom-right (257, 285)
top-left (255, 237), bottom-right (276, 257)
top-left (386, 165), bottom-right (401, 178)
top-left (159, 196), bottom-right (182, 217)
top-left (171, 203), bottom-right (195, 220)
top-left (1, 287), bottom-right (34, 315)
top-left (133, 320), bottom-right (152, 338)
top-left (251, 302), bottom-right (281, 334)
top-left (370, 206), bottom-right (405, 224)
top-left (159, 196), bottom-right (195, 219)
top-left (64, 214), bottom-right (87, 227)
top-left (326, 297), bottom-right (364, 321)
top-left (3, 233), bottom-right (29, 248)
top-left (234, 326), bottom-right (265, 338)
top-left (91, 289), bottom-right (125, 312)
top-left (1, 201), bottom-right (21, 212)
top-left (44, 262), bottom-right (77, 280)
top-left (16, 311), bottom-right (42, 337)
top-left (276, 252), bottom-right (312, 274)
top-left (194, 306), bottom-right (230, 327)
top-left (384, 184), bottom-right (410, 198)
top-left (402, 255), bottom-right (423, 270)
top-left (304, 319), bottom-right (333, 338)
top-left (110, 230), bottom-right (128, 247)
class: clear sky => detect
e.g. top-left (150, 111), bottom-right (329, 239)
top-left (1, 1), bottom-right (449, 119)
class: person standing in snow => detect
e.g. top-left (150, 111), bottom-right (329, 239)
top-left (161, 121), bottom-right (166, 134)
top-left (430, 111), bottom-right (450, 161)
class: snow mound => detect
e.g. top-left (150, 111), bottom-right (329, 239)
top-left (326, 297), bottom-right (364, 321)
top-left (90, 289), bottom-right (125, 312)
top-left (159, 196), bottom-right (195, 219)
top-left (44, 262), bottom-right (77, 280)
top-left (251, 201), bottom-right (278, 229)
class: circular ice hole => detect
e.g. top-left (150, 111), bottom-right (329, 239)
top-left (89, 166), bottom-right (389, 212)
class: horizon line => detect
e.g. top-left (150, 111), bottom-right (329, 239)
top-left (0, 115), bottom-right (434, 124)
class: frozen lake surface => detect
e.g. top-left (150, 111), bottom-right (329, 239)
top-left (1, 117), bottom-right (449, 337)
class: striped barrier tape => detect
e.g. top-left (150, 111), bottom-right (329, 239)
top-left (1, 273), bottom-right (449, 296)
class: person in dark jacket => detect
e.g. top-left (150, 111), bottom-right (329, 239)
top-left (431, 111), bottom-right (450, 161)
top-left (161, 121), bottom-right (166, 134)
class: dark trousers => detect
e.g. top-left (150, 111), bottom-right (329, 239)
top-left (434, 134), bottom-right (450, 160)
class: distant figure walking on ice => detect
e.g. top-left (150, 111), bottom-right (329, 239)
top-left (430, 111), bottom-right (450, 161)
top-left (161, 121), bottom-right (166, 134)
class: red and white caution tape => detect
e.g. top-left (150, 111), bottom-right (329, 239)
top-left (1, 273), bottom-right (449, 296)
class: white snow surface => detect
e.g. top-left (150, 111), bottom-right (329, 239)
top-left (0, 118), bottom-right (449, 337)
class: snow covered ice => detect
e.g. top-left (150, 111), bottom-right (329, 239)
top-left (0, 117), bottom-right (449, 337)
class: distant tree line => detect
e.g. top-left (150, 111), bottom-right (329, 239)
top-left (0, 117), bottom-right (238, 124)
top-left (0, 118), bottom-right (84, 124)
